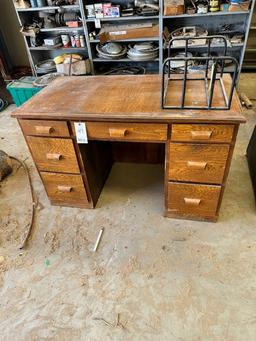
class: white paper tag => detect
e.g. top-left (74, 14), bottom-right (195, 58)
top-left (74, 122), bottom-right (88, 144)
top-left (95, 18), bottom-right (101, 28)
top-left (111, 31), bottom-right (126, 35)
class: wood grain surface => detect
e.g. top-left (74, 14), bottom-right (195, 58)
top-left (41, 172), bottom-right (88, 206)
top-left (71, 122), bottom-right (168, 142)
top-left (11, 75), bottom-right (245, 124)
top-left (171, 124), bottom-right (234, 143)
top-left (167, 182), bottom-right (221, 219)
top-left (164, 78), bottom-right (229, 108)
top-left (27, 137), bottom-right (80, 173)
top-left (19, 119), bottom-right (70, 137)
top-left (168, 143), bottom-right (229, 184)
top-left (12, 74), bottom-right (243, 221)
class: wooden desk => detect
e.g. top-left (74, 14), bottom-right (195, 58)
top-left (12, 75), bottom-right (245, 222)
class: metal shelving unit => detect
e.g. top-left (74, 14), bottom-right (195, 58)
top-left (29, 46), bottom-right (85, 50)
top-left (243, 5), bottom-right (256, 69)
top-left (40, 26), bottom-right (84, 32)
top-left (160, 0), bottom-right (256, 78)
top-left (162, 10), bottom-right (250, 19)
top-left (85, 0), bottom-right (255, 75)
top-left (90, 37), bottom-right (159, 43)
top-left (83, 0), bottom-right (160, 74)
top-left (13, 0), bottom-right (90, 76)
top-left (16, 4), bottom-right (80, 11)
top-left (93, 57), bottom-right (159, 61)
top-left (12, 0), bottom-right (256, 76)
top-left (86, 15), bottom-right (159, 22)
top-left (163, 43), bottom-right (244, 50)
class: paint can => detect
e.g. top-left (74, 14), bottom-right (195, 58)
top-left (61, 34), bottom-right (71, 48)
top-left (70, 36), bottom-right (76, 47)
top-left (75, 35), bottom-right (81, 48)
top-left (80, 35), bottom-right (86, 47)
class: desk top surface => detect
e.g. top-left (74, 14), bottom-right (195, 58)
top-left (12, 74), bottom-right (245, 124)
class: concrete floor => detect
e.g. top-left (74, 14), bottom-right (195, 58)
top-left (0, 101), bottom-right (256, 340)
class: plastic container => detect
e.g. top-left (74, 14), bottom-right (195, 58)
top-left (7, 76), bottom-right (42, 107)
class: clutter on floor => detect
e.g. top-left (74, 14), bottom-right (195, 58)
top-left (0, 150), bottom-right (12, 181)
top-left (0, 97), bottom-right (8, 112)
top-left (0, 150), bottom-right (36, 249)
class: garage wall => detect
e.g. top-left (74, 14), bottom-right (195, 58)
top-left (0, 0), bottom-right (29, 67)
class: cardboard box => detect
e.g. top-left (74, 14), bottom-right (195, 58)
top-left (228, 1), bottom-right (250, 11)
top-left (43, 36), bottom-right (61, 46)
top-left (86, 4), bottom-right (95, 18)
top-left (94, 3), bottom-right (104, 18)
top-left (66, 21), bottom-right (81, 28)
top-left (164, 0), bottom-right (184, 16)
top-left (111, 5), bottom-right (120, 17)
top-left (103, 3), bottom-right (112, 17)
top-left (99, 23), bottom-right (159, 43)
top-left (56, 59), bottom-right (91, 75)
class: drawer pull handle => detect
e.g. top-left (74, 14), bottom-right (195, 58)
top-left (184, 198), bottom-right (201, 206)
top-left (46, 153), bottom-right (62, 160)
top-left (187, 161), bottom-right (207, 170)
top-left (35, 126), bottom-right (54, 134)
top-left (191, 131), bottom-right (212, 140)
top-left (109, 128), bottom-right (128, 138)
top-left (57, 185), bottom-right (73, 193)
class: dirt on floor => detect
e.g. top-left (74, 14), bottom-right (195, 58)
top-left (0, 102), bottom-right (256, 341)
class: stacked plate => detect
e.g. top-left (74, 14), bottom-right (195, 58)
top-left (168, 51), bottom-right (193, 71)
top-left (35, 59), bottom-right (56, 74)
top-left (96, 43), bottom-right (127, 60)
top-left (33, 73), bottom-right (65, 87)
top-left (127, 42), bottom-right (158, 61)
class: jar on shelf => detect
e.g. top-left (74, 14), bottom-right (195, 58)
top-left (71, 36), bottom-right (76, 48)
top-left (75, 35), bottom-right (81, 48)
top-left (61, 34), bottom-right (71, 48)
top-left (80, 35), bottom-right (85, 47)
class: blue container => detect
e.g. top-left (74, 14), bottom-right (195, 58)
top-left (7, 76), bottom-right (42, 107)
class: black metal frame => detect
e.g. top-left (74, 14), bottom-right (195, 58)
top-left (161, 35), bottom-right (239, 110)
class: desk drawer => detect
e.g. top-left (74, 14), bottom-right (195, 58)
top-left (167, 182), bottom-right (221, 219)
top-left (171, 124), bottom-right (234, 143)
top-left (27, 137), bottom-right (80, 173)
top-left (41, 172), bottom-right (88, 206)
top-left (72, 122), bottom-right (168, 142)
top-left (20, 119), bottom-right (70, 137)
top-left (168, 143), bottom-right (229, 184)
